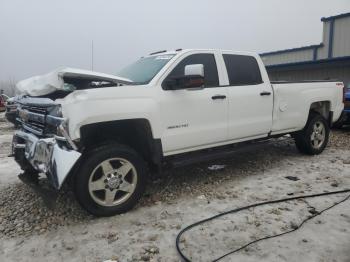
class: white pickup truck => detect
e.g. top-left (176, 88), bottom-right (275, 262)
top-left (11, 49), bottom-right (344, 216)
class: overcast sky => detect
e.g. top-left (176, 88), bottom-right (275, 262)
top-left (0, 0), bottom-right (349, 82)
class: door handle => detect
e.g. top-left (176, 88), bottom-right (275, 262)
top-left (260, 91), bottom-right (271, 96)
top-left (212, 95), bottom-right (226, 100)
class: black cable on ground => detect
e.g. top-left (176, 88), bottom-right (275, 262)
top-left (175, 189), bottom-right (350, 262)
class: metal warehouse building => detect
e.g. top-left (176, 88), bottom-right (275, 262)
top-left (260, 12), bottom-right (350, 87)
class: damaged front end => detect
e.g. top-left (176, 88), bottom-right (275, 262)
top-left (11, 67), bottom-right (133, 190)
top-left (12, 97), bottom-right (81, 189)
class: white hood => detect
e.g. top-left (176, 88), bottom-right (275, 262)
top-left (16, 67), bottom-right (133, 96)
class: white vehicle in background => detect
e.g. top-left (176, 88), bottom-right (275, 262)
top-left (11, 49), bottom-right (344, 216)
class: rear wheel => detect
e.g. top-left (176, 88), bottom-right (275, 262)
top-left (74, 144), bottom-right (147, 216)
top-left (294, 113), bottom-right (329, 155)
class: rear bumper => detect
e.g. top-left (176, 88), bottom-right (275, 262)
top-left (12, 130), bottom-right (81, 189)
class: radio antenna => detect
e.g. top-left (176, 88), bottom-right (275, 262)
top-left (91, 40), bottom-right (94, 71)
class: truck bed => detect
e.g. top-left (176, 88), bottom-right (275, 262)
top-left (270, 80), bottom-right (344, 135)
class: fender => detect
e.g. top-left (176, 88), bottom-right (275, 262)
top-left (59, 85), bottom-right (162, 141)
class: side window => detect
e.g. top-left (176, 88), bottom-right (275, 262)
top-left (166, 53), bottom-right (219, 87)
top-left (223, 54), bottom-right (263, 86)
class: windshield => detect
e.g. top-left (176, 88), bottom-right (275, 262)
top-left (117, 54), bottom-right (175, 84)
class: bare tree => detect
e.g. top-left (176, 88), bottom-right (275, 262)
top-left (0, 77), bottom-right (17, 97)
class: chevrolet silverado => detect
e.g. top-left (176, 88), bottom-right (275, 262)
top-left (11, 49), bottom-right (345, 216)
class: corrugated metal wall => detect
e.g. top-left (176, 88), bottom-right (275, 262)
top-left (261, 14), bottom-right (350, 87)
top-left (317, 21), bottom-right (330, 60)
top-left (261, 15), bottom-right (350, 65)
top-left (333, 16), bottom-right (350, 58)
top-left (262, 49), bottom-right (313, 66)
top-left (268, 66), bottom-right (350, 84)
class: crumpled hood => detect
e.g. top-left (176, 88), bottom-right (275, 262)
top-left (15, 67), bottom-right (133, 97)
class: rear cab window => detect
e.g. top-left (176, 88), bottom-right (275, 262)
top-left (223, 54), bottom-right (263, 86)
top-left (164, 53), bottom-right (219, 88)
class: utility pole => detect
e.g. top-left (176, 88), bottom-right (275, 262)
top-left (91, 40), bottom-right (94, 71)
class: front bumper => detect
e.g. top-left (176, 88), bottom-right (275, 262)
top-left (12, 130), bottom-right (81, 189)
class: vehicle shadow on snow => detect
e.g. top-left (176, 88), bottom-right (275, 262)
top-left (0, 138), bottom-right (300, 238)
top-left (141, 138), bottom-right (299, 205)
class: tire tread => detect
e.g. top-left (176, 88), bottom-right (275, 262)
top-left (294, 112), bottom-right (329, 155)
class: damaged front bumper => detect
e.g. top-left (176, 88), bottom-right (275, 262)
top-left (12, 130), bottom-right (81, 189)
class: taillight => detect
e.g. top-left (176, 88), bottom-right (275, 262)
top-left (336, 82), bottom-right (345, 103)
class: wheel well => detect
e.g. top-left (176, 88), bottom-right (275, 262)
top-left (310, 101), bottom-right (331, 120)
top-left (79, 119), bottom-right (163, 170)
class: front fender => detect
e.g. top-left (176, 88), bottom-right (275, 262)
top-left (60, 87), bottom-right (160, 140)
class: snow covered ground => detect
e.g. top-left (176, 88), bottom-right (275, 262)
top-left (0, 112), bottom-right (350, 262)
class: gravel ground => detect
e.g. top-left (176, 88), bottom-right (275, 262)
top-left (0, 112), bottom-right (350, 261)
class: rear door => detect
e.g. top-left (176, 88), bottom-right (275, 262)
top-left (222, 53), bottom-right (273, 140)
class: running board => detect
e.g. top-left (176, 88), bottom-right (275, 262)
top-left (166, 139), bottom-right (274, 168)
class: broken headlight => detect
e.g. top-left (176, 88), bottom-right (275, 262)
top-left (46, 105), bottom-right (65, 135)
top-left (47, 104), bottom-right (63, 118)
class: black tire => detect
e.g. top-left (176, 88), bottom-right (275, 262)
top-left (74, 143), bottom-right (147, 217)
top-left (294, 112), bottom-right (330, 155)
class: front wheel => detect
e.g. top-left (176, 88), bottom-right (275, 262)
top-left (74, 144), bottom-right (147, 217)
top-left (294, 113), bottom-right (330, 155)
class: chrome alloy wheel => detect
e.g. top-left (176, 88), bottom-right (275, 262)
top-left (310, 121), bottom-right (326, 149)
top-left (88, 158), bottom-right (137, 207)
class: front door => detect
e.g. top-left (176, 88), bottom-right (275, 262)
top-left (159, 53), bottom-right (228, 154)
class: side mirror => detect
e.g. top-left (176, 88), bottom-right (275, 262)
top-left (184, 64), bottom-right (204, 78)
top-left (163, 64), bottom-right (205, 90)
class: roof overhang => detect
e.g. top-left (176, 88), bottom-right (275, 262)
top-left (265, 56), bottom-right (350, 71)
top-left (321, 12), bottom-right (350, 22)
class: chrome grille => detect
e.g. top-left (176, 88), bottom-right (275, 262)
top-left (22, 105), bottom-right (47, 115)
top-left (18, 105), bottom-right (48, 136)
